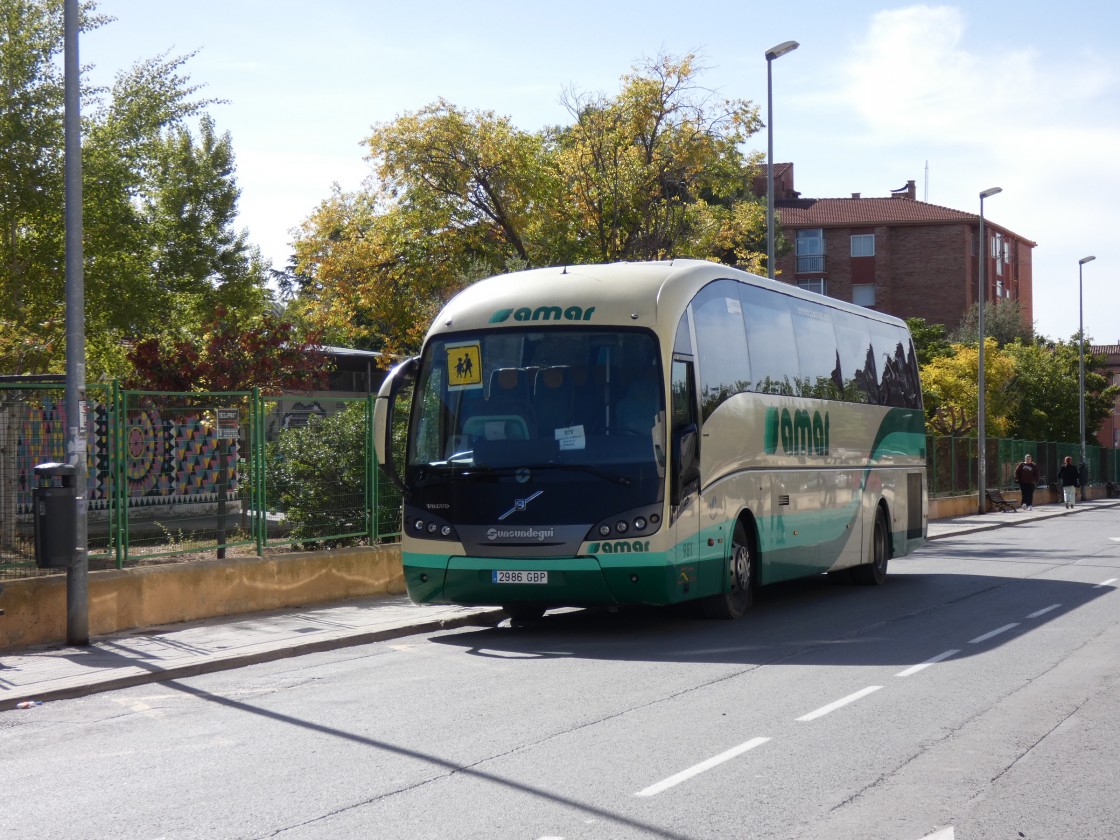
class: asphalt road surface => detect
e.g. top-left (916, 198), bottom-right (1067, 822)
top-left (5, 508), bottom-right (1119, 840)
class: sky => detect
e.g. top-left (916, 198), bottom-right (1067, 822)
top-left (80, 0), bottom-right (1120, 345)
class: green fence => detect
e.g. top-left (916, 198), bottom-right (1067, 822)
top-left (0, 384), bottom-right (403, 579)
top-left (4, 379), bottom-right (1116, 579)
top-left (926, 435), bottom-right (1120, 497)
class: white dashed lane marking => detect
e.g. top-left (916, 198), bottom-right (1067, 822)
top-left (634, 737), bottom-right (770, 797)
top-left (796, 686), bottom-right (883, 722)
top-left (896, 649), bottom-right (960, 677)
top-left (968, 623), bottom-right (1018, 644)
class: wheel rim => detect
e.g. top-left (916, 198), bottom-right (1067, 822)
top-left (731, 541), bottom-right (751, 594)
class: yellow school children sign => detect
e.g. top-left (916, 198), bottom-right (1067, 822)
top-left (446, 342), bottom-right (483, 389)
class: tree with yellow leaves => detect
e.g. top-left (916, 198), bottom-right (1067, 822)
top-left (920, 339), bottom-right (1017, 436)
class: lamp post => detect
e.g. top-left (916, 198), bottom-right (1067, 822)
top-left (1078, 255), bottom-right (1096, 500)
top-left (766, 40), bottom-right (799, 280)
top-left (976, 186), bottom-right (1002, 514)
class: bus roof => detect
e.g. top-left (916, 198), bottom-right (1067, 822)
top-left (427, 259), bottom-right (909, 339)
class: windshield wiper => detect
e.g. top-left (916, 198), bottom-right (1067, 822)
top-left (420, 461), bottom-right (630, 485)
top-left (486, 462), bottom-right (631, 485)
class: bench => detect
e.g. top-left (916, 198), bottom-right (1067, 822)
top-left (985, 489), bottom-right (1019, 512)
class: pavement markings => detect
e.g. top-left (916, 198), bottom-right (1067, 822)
top-left (919, 828), bottom-right (954, 840)
top-left (1027, 603), bottom-right (1062, 619)
top-left (635, 737), bottom-right (770, 797)
top-left (1094, 577), bottom-right (1117, 589)
top-left (896, 649), bottom-right (960, 677)
top-left (796, 686), bottom-right (882, 722)
top-left (968, 623), bottom-right (1018, 644)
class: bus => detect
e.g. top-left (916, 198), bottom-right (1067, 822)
top-left (374, 259), bottom-right (926, 620)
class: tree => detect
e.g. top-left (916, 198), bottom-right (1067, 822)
top-left (291, 52), bottom-right (768, 357)
top-left (0, 1), bottom-right (270, 378)
top-left (920, 339), bottom-right (1017, 436)
top-left (952, 298), bottom-right (1033, 347)
top-left (1004, 337), bottom-right (1118, 444)
top-left (554, 52), bottom-right (764, 265)
top-left (0, 0), bottom-right (81, 374)
top-left (905, 317), bottom-right (953, 366)
top-left (124, 306), bottom-right (329, 394)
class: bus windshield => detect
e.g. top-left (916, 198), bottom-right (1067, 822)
top-left (408, 329), bottom-right (665, 478)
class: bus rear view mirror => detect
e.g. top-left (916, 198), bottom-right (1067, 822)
top-left (374, 356), bottom-right (419, 493)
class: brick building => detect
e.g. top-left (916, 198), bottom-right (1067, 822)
top-left (1092, 344), bottom-right (1120, 450)
top-left (765, 164), bottom-right (1036, 333)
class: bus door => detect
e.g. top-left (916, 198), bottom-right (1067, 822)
top-left (669, 357), bottom-right (702, 598)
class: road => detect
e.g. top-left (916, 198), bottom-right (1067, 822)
top-left (4, 509), bottom-right (1119, 840)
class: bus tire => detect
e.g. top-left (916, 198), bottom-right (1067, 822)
top-left (852, 506), bottom-right (890, 586)
top-left (702, 521), bottom-right (753, 619)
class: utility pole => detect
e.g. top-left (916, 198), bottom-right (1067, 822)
top-left (64, 0), bottom-right (89, 645)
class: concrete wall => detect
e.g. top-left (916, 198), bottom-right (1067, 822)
top-left (0, 545), bottom-right (405, 652)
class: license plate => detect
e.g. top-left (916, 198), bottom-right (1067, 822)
top-left (492, 570), bottom-right (548, 584)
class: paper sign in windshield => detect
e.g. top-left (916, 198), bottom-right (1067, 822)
top-left (555, 424), bottom-right (586, 450)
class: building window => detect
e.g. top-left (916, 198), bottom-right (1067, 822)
top-left (797, 278), bottom-right (826, 295)
top-left (852, 284), bottom-right (876, 307)
top-left (851, 234), bottom-right (875, 257)
top-left (796, 229), bottom-right (824, 273)
top-left (993, 232), bottom-right (1003, 276)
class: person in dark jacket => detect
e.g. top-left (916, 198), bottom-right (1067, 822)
top-left (1057, 455), bottom-right (1080, 509)
top-left (1014, 454), bottom-right (1041, 509)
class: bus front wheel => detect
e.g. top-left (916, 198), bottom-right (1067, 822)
top-left (852, 507), bottom-right (891, 586)
top-left (702, 522), bottom-right (753, 619)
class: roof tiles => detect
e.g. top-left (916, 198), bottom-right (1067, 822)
top-left (775, 197), bottom-right (977, 227)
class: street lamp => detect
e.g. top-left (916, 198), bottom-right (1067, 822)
top-left (976, 186), bottom-right (1002, 514)
top-left (1078, 255), bottom-right (1096, 500)
top-left (766, 40), bottom-right (799, 280)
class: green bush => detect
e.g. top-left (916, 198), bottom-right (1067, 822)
top-left (265, 403), bottom-right (369, 548)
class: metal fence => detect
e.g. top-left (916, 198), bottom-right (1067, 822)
top-left (0, 383), bottom-right (403, 579)
top-left (4, 379), bottom-right (1115, 579)
top-left (926, 435), bottom-right (1120, 497)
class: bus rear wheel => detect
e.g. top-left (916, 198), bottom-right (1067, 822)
top-left (702, 523), bottom-right (753, 619)
top-left (852, 507), bottom-right (890, 585)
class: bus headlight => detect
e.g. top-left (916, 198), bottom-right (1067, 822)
top-left (404, 506), bottom-right (459, 542)
top-left (586, 504), bottom-right (662, 543)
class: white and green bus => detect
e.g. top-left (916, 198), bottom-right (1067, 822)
top-left (374, 259), bottom-right (926, 620)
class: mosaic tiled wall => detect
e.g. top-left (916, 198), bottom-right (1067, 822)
top-left (16, 397), bottom-right (238, 515)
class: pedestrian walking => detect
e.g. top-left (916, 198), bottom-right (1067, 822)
top-left (1014, 453), bottom-right (1040, 509)
top-left (1057, 455), bottom-right (1080, 509)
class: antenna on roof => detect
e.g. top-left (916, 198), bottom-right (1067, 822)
top-left (924, 160), bottom-right (929, 202)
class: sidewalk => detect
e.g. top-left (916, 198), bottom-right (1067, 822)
top-left (3, 499), bottom-right (1117, 711)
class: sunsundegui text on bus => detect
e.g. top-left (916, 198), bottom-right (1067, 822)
top-left (374, 260), bottom-right (927, 621)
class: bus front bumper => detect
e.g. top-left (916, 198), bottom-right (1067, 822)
top-left (403, 552), bottom-right (688, 608)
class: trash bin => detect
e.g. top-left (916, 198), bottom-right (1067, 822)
top-left (33, 462), bottom-right (77, 569)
